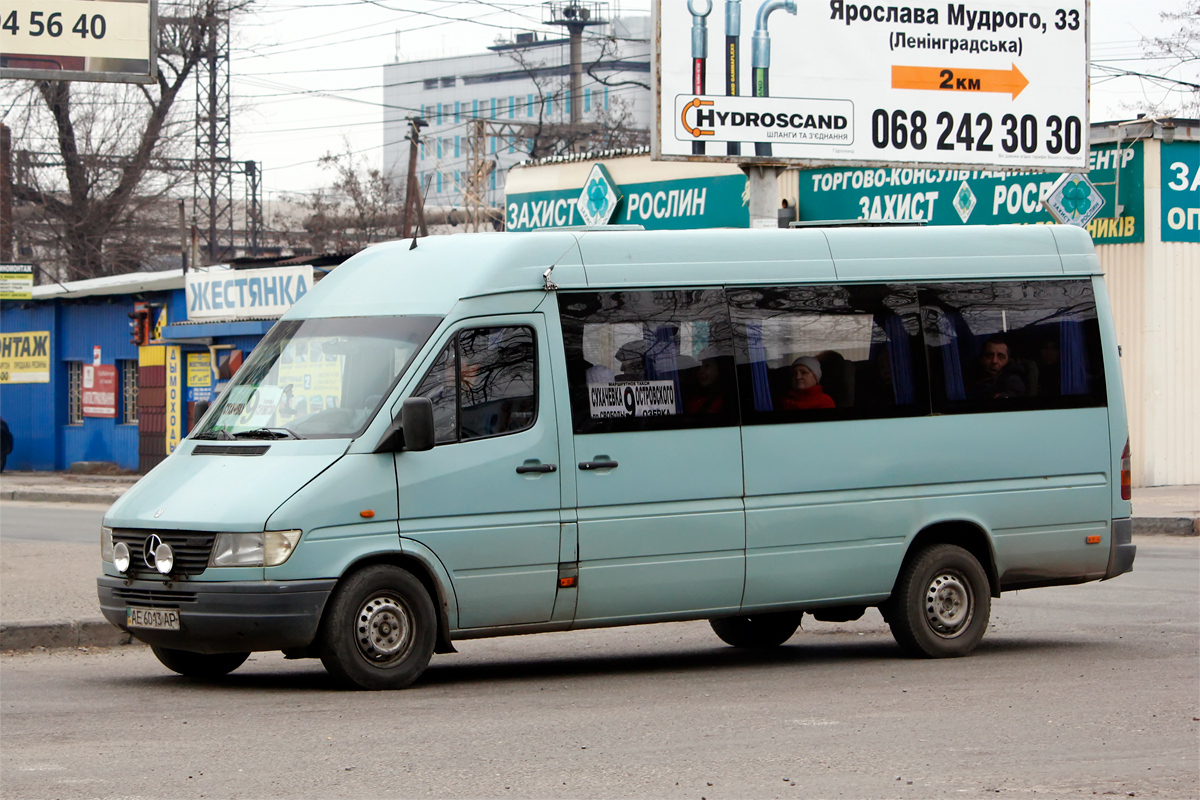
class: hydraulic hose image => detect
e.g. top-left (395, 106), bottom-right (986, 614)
top-left (689, 0), bottom-right (713, 154)
top-left (752, 0), bottom-right (796, 156)
top-left (725, 0), bottom-right (741, 156)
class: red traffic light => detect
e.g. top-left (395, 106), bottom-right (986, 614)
top-left (128, 305), bottom-right (151, 346)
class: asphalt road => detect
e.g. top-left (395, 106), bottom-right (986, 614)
top-left (0, 501), bottom-right (106, 544)
top-left (1, 539), bottom-right (1196, 800)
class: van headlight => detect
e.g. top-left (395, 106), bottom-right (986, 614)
top-left (209, 531), bottom-right (302, 567)
top-left (101, 526), bottom-right (114, 562)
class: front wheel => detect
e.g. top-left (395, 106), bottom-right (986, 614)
top-left (884, 543), bottom-right (991, 658)
top-left (710, 612), bottom-right (802, 648)
top-left (151, 646), bottom-right (249, 678)
top-left (319, 565), bottom-right (436, 690)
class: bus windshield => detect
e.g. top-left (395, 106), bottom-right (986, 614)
top-left (193, 315), bottom-right (441, 440)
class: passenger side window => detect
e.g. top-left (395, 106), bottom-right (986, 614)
top-left (558, 290), bottom-right (738, 434)
top-left (728, 284), bottom-right (926, 424)
top-left (412, 326), bottom-right (537, 444)
top-left (920, 279), bottom-right (1107, 413)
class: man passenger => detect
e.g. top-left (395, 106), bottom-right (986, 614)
top-left (968, 335), bottom-right (1026, 400)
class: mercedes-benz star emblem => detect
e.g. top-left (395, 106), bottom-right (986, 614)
top-left (144, 534), bottom-right (164, 569)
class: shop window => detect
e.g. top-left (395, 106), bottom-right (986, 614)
top-left (67, 361), bottom-right (83, 425)
top-left (558, 290), bottom-right (738, 434)
top-left (120, 360), bottom-right (139, 424)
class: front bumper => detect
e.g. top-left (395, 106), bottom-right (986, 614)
top-left (97, 576), bottom-right (336, 653)
top-left (1104, 518), bottom-right (1136, 580)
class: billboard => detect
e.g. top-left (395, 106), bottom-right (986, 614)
top-left (1161, 140), bottom-right (1200, 244)
top-left (82, 363), bottom-right (117, 417)
top-left (0, 330), bottom-right (51, 383)
top-left (0, 263), bottom-right (34, 299)
top-left (655, 0), bottom-right (1088, 171)
top-left (792, 140), bottom-right (1143, 243)
top-left (1, 0), bottom-right (155, 84)
top-left (185, 265), bottom-right (313, 322)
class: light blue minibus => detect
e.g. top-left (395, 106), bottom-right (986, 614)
top-left (98, 224), bottom-right (1135, 689)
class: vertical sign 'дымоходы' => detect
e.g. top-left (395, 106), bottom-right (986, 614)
top-left (656, 0), bottom-right (1089, 172)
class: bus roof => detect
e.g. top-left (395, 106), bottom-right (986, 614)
top-left (288, 224), bottom-right (1100, 319)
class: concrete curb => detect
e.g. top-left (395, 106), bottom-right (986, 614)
top-left (1133, 517), bottom-right (1200, 537)
top-left (1, 619), bottom-right (143, 651)
top-left (3, 489), bottom-right (125, 505)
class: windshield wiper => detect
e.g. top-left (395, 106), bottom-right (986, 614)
top-left (230, 427), bottom-right (304, 440)
top-left (192, 430), bottom-right (234, 440)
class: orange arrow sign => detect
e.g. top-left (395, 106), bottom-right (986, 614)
top-left (892, 63), bottom-right (1029, 99)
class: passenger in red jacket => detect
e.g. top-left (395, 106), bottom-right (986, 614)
top-left (781, 356), bottom-right (836, 410)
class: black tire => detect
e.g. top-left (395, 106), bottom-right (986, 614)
top-left (884, 543), bottom-right (991, 658)
top-left (319, 565), bottom-right (436, 690)
top-left (709, 612), bottom-right (802, 648)
top-left (151, 646), bottom-right (249, 678)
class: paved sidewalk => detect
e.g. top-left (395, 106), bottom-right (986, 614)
top-left (1, 471), bottom-right (1196, 652)
top-left (1, 470), bottom-right (139, 505)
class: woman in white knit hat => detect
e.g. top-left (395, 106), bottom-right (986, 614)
top-left (781, 355), bottom-right (835, 410)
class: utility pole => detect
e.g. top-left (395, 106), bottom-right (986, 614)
top-left (545, 2), bottom-right (607, 135)
top-left (244, 160), bottom-right (261, 255)
top-left (193, 3), bottom-right (232, 263)
top-left (179, 200), bottom-right (187, 272)
top-left (463, 119), bottom-right (497, 232)
top-left (0, 124), bottom-right (12, 262)
top-left (401, 117), bottom-right (429, 238)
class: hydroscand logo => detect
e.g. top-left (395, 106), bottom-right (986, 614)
top-left (673, 95), bottom-right (855, 147)
top-left (577, 163), bottom-right (623, 226)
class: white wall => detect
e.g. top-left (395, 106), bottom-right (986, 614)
top-left (1098, 136), bottom-right (1200, 487)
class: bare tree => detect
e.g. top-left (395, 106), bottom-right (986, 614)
top-left (501, 33), bottom-right (650, 159)
top-left (589, 94), bottom-right (651, 151)
top-left (584, 33), bottom-right (651, 93)
top-left (275, 146), bottom-right (403, 254)
top-left (1102, 0), bottom-right (1200, 118)
top-left (502, 45), bottom-right (583, 159)
top-left (4, 0), bottom-right (252, 281)
top-left (1142, 0), bottom-right (1200, 116)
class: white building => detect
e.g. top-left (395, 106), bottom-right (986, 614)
top-left (382, 15), bottom-right (652, 212)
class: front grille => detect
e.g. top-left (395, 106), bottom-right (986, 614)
top-left (112, 529), bottom-right (217, 576)
top-left (112, 587), bottom-right (199, 604)
top-left (193, 445), bottom-right (270, 456)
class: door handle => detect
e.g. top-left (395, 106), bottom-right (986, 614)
top-left (578, 460), bottom-right (619, 470)
top-left (515, 463), bottom-right (557, 474)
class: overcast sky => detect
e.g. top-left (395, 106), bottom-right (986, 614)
top-left (227, 1), bottom-right (1195, 202)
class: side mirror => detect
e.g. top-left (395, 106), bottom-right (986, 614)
top-left (373, 397), bottom-right (435, 453)
top-left (400, 397), bottom-right (436, 452)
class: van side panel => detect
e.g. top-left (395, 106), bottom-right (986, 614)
top-left (740, 408), bottom-right (1113, 609)
top-left (571, 430), bottom-right (746, 623)
top-left (825, 225), bottom-right (1066, 282)
top-left (394, 314), bottom-right (564, 630)
top-left (576, 228), bottom-right (836, 287)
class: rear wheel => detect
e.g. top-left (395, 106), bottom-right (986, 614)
top-left (151, 647), bottom-right (249, 678)
top-left (709, 612), bottom-right (802, 648)
top-left (885, 544), bottom-right (990, 658)
top-left (319, 565), bottom-right (436, 690)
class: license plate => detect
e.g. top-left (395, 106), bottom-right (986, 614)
top-left (126, 606), bottom-right (180, 631)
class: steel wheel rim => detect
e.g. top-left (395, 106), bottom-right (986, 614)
top-left (924, 570), bottom-right (974, 639)
top-left (354, 593), bottom-right (413, 665)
